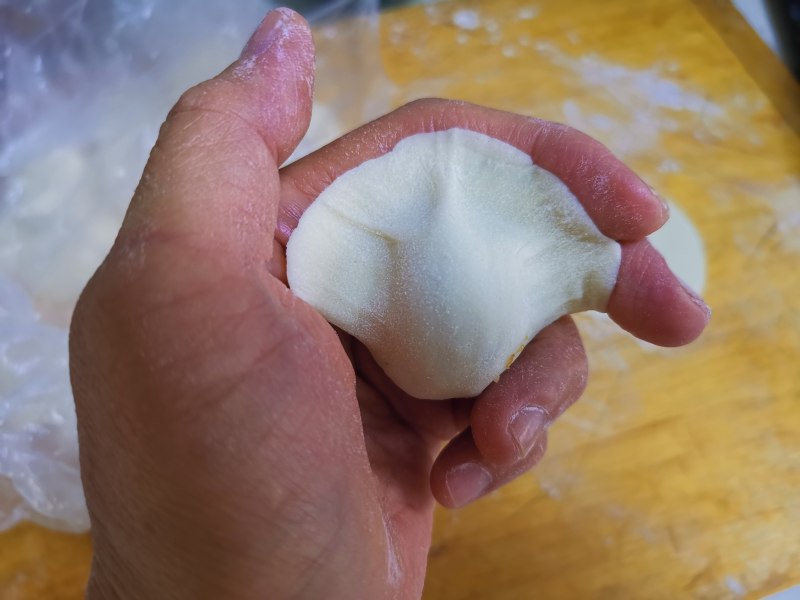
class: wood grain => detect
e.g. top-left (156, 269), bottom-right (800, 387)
top-left (1, 0), bottom-right (798, 598)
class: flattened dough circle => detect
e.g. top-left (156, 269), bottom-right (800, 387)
top-left (287, 129), bottom-right (620, 400)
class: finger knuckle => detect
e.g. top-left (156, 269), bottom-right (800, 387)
top-left (171, 79), bottom-right (225, 117)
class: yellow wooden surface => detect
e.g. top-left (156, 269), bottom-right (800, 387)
top-left (2, 0), bottom-right (799, 598)
top-left (0, 524), bottom-right (91, 599)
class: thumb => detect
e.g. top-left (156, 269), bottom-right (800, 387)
top-left (120, 7), bottom-right (314, 264)
top-left (72, 7), bottom-right (319, 476)
top-left (70, 6), bottom-right (318, 450)
top-left (71, 6), bottom-right (317, 417)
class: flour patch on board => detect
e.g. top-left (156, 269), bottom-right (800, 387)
top-left (770, 179), bottom-right (800, 253)
top-left (452, 9), bottom-right (481, 31)
top-left (649, 201), bottom-right (706, 294)
top-left (517, 7), bottom-right (540, 20)
top-left (523, 45), bottom-right (729, 159)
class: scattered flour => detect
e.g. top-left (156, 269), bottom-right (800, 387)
top-left (517, 6), bottom-right (540, 20)
top-left (545, 47), bottom-right (728, 157)
top-left (658, 159), bottom-right (682, 173)
top-left (725, 576), bottom-right (747, 597)
top-left (502, 45), bottom-right (518, 58)
top-left (484, 19), bottom-right (500, 34)
top-left (452, 9), bottom-right (481, 31)
top-left (574, 55), bottom-right (723, 116)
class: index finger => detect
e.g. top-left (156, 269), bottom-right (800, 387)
top-left (277, 98), bottom-right (668, 244)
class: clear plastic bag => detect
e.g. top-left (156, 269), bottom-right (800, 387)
top-left (0, 0), bottom-right (386, 532)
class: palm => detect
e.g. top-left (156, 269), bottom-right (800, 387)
top-left (270, 289), bottom-right (451, 597)
top-left (355, 371), bottom-right (440, 597)
top-left (353, 360), bottom-right (439, 595)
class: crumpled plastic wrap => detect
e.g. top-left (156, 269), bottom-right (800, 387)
top-left (0, 0), bottom-right (386, 532)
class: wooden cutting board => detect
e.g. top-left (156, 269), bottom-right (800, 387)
top-left (2, 0), bottom-right (798, 598)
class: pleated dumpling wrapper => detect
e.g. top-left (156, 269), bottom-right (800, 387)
top-left (286, 129), bottom-right (620, 400)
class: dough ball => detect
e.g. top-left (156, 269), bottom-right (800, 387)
top-left (287, 129), bottom-right (620, 400)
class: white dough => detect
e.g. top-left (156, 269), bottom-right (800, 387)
top-left (286, 129), bottom-right (621, 400)
top-left (648, 201), bottom-right (706, 294)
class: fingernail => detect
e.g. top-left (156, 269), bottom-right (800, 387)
top-left (509, 407), bottom-right (548, 459)
top-left (240, 8), bottom-right (294, 60)
top-left (637, 174), bottom-right (670, 220)
top-left (657, 194), bottom-right (670, 219)
top-left (646, 183), bottom-right (670, 219)
top-left (678, 277), bottom-right (712, 322)
top-left (446, 463), bottom-right (492, 507)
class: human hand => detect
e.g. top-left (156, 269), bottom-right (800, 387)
top-left (69, 8), bottom-right (709, 599)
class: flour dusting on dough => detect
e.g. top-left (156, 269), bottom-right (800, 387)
top-left (288, 129), bottom-right (620, 399)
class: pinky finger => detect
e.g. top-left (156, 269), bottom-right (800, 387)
top-left (430, 429), bottom-right (548, 509)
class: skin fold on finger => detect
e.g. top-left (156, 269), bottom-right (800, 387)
top-left (430, 428), bottom-right (549, 509)
top-left (276, 98), bottom-right (668, 246)
top-left (608, 239), bottom-right (711, 346)
top-left (470, 316), bottom-right (587, 467)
